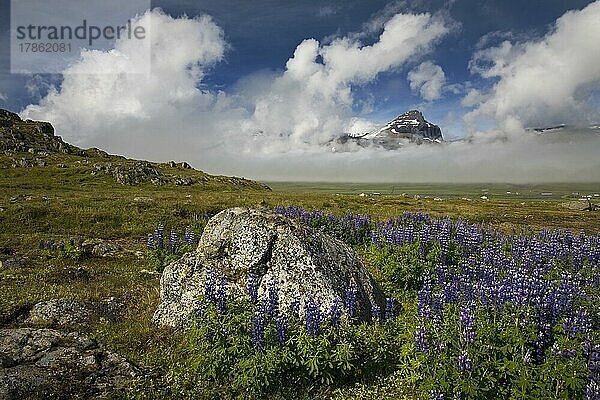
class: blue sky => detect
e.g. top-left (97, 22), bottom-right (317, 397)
top-left (0, 0), bottom-right (599, 181)
top-left (0, 1), bottom-right (595, 124)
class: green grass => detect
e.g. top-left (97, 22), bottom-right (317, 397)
top-left (1, 149), bottom-right (599, 398)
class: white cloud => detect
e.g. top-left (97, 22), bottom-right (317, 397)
top-left (244, 12), bottom-right (450, 151)
top-left (407, 61), bottom-right (446, 101)
top-left (0, 92), bottom-right (6, 102)
top-left (460, 88), bottom-right (486, 107)
top-left (21, 9), bottom-right (450, 158)
top-left (21, 9), bottom-right (230, 153)
top-left (317, 5), bottom-right (339, 17)
top-left (465, 1), bottom-right (600, 132)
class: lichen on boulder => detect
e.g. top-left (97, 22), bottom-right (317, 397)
top-left (153, 207), bottom-right (385, 328)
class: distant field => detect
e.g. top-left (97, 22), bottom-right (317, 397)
top-left (2, 154), bottom-right (600, 398)
top-left (267, 181), bottom-right (600, 200)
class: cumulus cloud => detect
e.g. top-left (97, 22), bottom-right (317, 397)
top-left (21, 9), bottom-right (450, 158)
top-left (407, 61), bottom-right (446, 101)
top-left (244, 12), bottom-right (450, 150)
top-left (465, 1), bottom-right (600, 132)
top-left (21, 9), bottom-right (232, 156)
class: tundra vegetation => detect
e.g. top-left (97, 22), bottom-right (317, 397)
top-left (1, 113), bottom-right (599, 398)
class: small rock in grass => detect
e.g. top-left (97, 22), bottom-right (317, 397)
top-left (0, 258), bottom-right (26, 270)
top-left (27, 298), bottom-right (124, 326)
top-left (133, 196), bottom-right (154, 203)
top-left (80, 240), bottom-right (122, 258)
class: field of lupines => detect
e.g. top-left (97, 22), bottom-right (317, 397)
top-left (136, 206), bottom-right (599, 399)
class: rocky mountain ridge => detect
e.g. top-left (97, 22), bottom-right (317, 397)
top-left (333, 109), bottom-right (443, 151)
top-left (0, 109), bottom-right (269, 190)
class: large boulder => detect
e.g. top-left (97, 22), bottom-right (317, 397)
top-left (154, 207), bottom-right (385, 328)
top-left (0, 328), bottom-right (143, 399)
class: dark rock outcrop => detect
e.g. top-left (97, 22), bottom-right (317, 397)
top-left (0, 108), bottom-right (271, 191)
top-left (0, 328), bottom-right (142, 399)
top-left (153, 207), bottom-right (385, 328)
top-left (334, 110), bottom-right (443, 151)
top-left (376, 110), bottom-right (443, 142)
top-left (0, 110), bottom-right (78, 155)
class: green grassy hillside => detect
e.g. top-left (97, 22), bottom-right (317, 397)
top-left (1, 109), bottom-right (599, 399)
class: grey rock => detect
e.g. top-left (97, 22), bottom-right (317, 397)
top-left (112, 161), bottom-right (163, 185)
top-left (81, 240), bottom-right (122, 257)
top-left (27, 298), bottom-right (124, 326)
top-left (174, 177), bottom-right (194, 186)
top-left (133, 196), bottom-right (154, 203)
top-left (168, 161), bottom-right (176, 168)
top-left (154, 207), bottom-right (385, 328)
top-left (0, 328), bottom-right (142, 399)
top-left (0, 258), bottom-right (25, 270)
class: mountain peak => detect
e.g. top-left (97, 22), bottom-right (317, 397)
top-left (379, 109), bottom-right (443, 142)
top-left (333, 109), bottom-right (443, 151)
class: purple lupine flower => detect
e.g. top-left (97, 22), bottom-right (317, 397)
top-left (418, 275), bottom-right (433, 319)
top-left (155, 223), bottom-right (164, 249)
top-left (457, 350), bottom-right (472, 372)
top-left (276, 313), bottom-right (288, 344)
top-left (194, 300), bottom-right (204, 329)
top-left (459, 306), bottom-right (476, 345)
top-left (78, 238), bottom-right (84, 249)
top-left (563, 309), bottom-right (592, 338)
top-left (329, 297), bottom-right (342, 330)
top-left (252, 303), bottom-right (265, 351)
top-left (433, 340), bottom-right (446, 353)
top-left (215, 277), bottom-right (227, 314)
top-left (304, 295), bottom-right (322, 337)
top-left (204, 270), bottom-right (216, 304)
top-left (432, 293), bottom-right (444, 325)
top-left (246, 273), bottom-right (259, 303)
top-left (585, 381), bottom-right (599, 400)
top-left (184, 226), bottom-right (191, 244)
top-left (345, 283), bottom-right (358, 318)
top-left (169, 228), bottom-right (177, 254)
top-left (39, 240), bottom-right (44, 250)
top-left (290, 295), bottom-right (300, 318)
top-left (430, 389), bottom-right (445, 400)
top-left (147, 234), bottom-right (154, 250)
top-left (266, 281), bottom-right (279, 317)
top-left (586, 341), bottom-right (600, 392)
top-left (371, 304), bottom-right (381, 323)
top-left (385, 297), bottom-right (396, 320)
top-left (69, 238), bottom-right (75, 248)
top-left (415, 323), bottom-right (428, 353)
